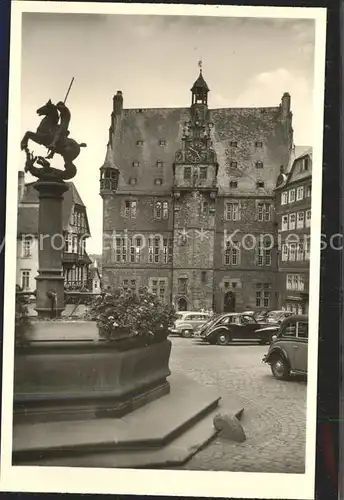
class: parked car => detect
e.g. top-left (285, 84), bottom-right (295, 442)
top-left (242, 310), bottom-right (255, 316)
top-left (253, 310), bottom-right (273, 322)
top-left (262, 315), bottom-right (308, 380)
top-left (265, 310), bottom-right (293, 324)
top-left (194, 313), bottom-right (277, 345)
top-left (169, 311), bottom-right (212, 338)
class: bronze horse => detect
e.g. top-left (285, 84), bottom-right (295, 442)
top-left (21, 99), bottom-right (86, 180)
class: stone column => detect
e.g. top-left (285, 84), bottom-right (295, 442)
top-left (34, 180), bottom-right (69, 318)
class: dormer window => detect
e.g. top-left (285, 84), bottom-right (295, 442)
top-left (156, 161), bottom-right (163, 168)
top-left (136, 140), bottom-right (144, 146)
top-left (255, 141), bottom-right (263, 148)
top-left (230, 180), bottom-right (238, 188)
top-left (129, 177), bottom-right (137, 185)
top-left (230, 141), bottom-right (238, 147)
top-left (255, 161), bottom-right (264, 169)
top-left (256, 181), bottom-right (265, 188)
top-left (230, 161), bottom-right (238, 169)
top-left (132, 161), bottom-right (139, 168)
top-left (159, 139), bottom-right (166, 146)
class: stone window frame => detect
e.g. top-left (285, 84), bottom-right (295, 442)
top-left (257, 201), bottom-right (271, 221)
top-left (156, 161), bottom-right (164, 168)
top-left (178, 276), bottom-right (188, 294)
top-left (159, 139), bottom-right (166, 146)
top-left (229, 180), bottom-right (238, 188)
top-left (256, 239), bottom-right (272, 266)
top-left (129, 177), bottom-right (138, 185)
top-left (230, 161), bottom-right (238, 169)
top-left (225, 201), bottom-right (241, 221)
top-left (21, 236), bottom-right (33, 258)
top-left (115, 237), bottom-right (128, 263)
top-left (201, 200), bottom-right (209, 216)
top-left (132, 161), bottom-right (140, 168)
top-left (129, 236), bottom-right (142, 264)
top-left (230, 141), bottom-right (238, 148)
top-left (20, 269), bottom-right (31, 290)
top-left (136, 140), bottom-right (144, 146)
top-left (199, 166), bottom-right (208, 180)
top-left (256, 288), bottom-right (270, 308)
top-left (306, 185), bottom-right (312, 198)
top-left (255, 161), bottom-right (264, 169)
top-left (255, 141), bottom-right (263, 148)
top-left (184, 166), bottom-right (192, 181)
top-left (222, 278), bottom-right (242, 290)
top-left (224, 240), bottom-right (241, 266)
top-left (124, 199), bottom-right (137, 218)
top-left (149, 277), bottom-right (168, 302)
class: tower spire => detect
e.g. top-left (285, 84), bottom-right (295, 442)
top-left (191, 62), bottom-right (209, 106)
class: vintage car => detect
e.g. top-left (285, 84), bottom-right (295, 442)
top-left (194, 312), bottom-right (277, 345)
top-left (262, 315), bottom-right (308, 380)
top-left (265, 310), bottom-right (293, 324)
top-left (169, 311), bottom-right (212, 338)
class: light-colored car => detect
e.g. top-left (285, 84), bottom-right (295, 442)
top-left (170, 311), bottom-right (212, 338)
top-left (265, 310), bottom-right (293, 324)
top-left (262, 315), bottom-right (308, 380)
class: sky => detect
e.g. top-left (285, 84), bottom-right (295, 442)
top-left (20, 13), bottom-right (315, 253)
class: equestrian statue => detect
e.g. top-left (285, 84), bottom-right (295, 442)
top-left (21, 78), bottom-right (86, 181)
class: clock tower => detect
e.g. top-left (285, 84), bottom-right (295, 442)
top-left (172, 68), bottom-right (218, 312)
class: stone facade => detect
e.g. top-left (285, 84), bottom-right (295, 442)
top-left (100, 71), bottom-right (300, 313)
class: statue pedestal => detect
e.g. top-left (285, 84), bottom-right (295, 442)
top-left (34, 181), bottom-right (69, 318)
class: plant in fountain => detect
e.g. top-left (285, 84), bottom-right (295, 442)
top-left (87, 286), bottom-right (177, 347)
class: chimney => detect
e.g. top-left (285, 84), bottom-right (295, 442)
top-left (281, 92), bottom-right (291, 120)
top-left (113, 90), bottom-right (123, 115)
top-left (18, 171), bottom-right (25, 202)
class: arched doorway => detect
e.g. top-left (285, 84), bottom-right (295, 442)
top-left (224, 291), bottom-right (236, 312)
top-left (177, 297), bottom-right (188, 311)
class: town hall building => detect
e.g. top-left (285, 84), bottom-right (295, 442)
top-left (100, 69), bottom-right (310, 313)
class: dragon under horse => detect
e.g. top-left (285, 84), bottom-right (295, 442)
top-left (21, 99), bottom-right (86, 181)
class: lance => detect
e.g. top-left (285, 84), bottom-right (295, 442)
top-left (63, 77), bottom-right (75, 104)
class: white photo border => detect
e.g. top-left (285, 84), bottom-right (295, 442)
top-left (1, 2), bottom-right (327, 498)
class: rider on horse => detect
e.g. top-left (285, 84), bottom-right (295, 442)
top-left (46, 101), bottom-right (71, 159)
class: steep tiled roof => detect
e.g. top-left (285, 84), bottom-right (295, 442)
top-left (17, 181), bottom-right (87, 235)
top-left (111, 103), bottom-right (289, 197)
top-left (287, 147), bottom-right (312, 184)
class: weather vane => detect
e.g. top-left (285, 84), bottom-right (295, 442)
top-left (198, 58), bottom-right (203, 72)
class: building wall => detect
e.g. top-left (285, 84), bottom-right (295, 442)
top-left (101, 83), bottom-right (295, 312)
top-left (16, 237), bottom-right (39, 292)
top-left (275, 153), bottom-right (312, 313)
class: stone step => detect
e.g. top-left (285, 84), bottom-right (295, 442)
top-left (13, 374), bottom-right (228, 463)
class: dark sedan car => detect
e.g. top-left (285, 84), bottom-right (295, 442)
top-left (194, 312), bottom-right (277, 345)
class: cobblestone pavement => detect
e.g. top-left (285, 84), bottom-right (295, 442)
top-left (169, 336), bottom-right (307, 473)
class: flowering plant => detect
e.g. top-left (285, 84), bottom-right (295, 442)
top-left (86, 286), bottom-right (177, 346)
